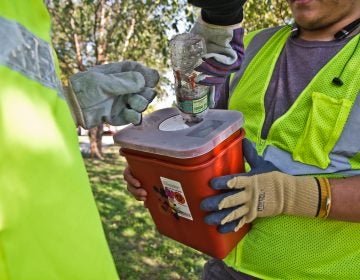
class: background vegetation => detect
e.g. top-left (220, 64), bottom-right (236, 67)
top-left (48, 0), bottom-right (291, 98)
top-left (48, 0), bottom-right (291, 158)
top-left (50, 1), bottom-right (291, 279)
top-left (84, 145), bottom-right (209, 279)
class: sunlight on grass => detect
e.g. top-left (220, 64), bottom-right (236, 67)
top-left (83, 145), bottom-right (209, 280)
top-left (122, 227), bottom-right (136, 237)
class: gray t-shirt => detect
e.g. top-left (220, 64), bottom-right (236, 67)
top-left (261, 36), bottom-right (350, 138)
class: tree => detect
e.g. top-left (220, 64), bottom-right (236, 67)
top-left (243, 0), bottom-right (292, 31)
top-left (47, 0), bottom-right (195, 159)
top-left (48, 0), bottom-right (292, 159)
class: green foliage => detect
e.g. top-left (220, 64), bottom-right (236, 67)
top-left (47, 0), bottom-right (196, 99)
top-left (47, 0), bottom-right (293, 102)
top-left (84, 146), bottom-right (209, 279)
top-left (243, 0), bottom-right (292, 31)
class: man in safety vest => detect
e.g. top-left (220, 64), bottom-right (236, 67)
top-left (0, 1), bottom-right (158, 279)
top-left (125, 0), bottom-right (360, 279)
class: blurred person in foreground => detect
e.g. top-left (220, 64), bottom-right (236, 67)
top-left (125, 0), bottom-right (360, 279)
top-left (0, 1), bottom-right (159, 279)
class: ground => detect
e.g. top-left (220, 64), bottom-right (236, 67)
top-left (81, 137), bottom-right (209, 279)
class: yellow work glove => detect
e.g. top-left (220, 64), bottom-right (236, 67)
top-left (201, 139), bottom-right (332, 233)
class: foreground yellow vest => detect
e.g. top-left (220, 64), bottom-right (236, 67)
top-left (226, 27), bottom-right (360, 279)
top-left (0, 1), bottom-right (118, 279)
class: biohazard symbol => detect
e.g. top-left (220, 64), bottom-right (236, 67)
top-left (153, 185), bottom-right (179, 220)
top-left (174, 192), bottom-right (185, 204)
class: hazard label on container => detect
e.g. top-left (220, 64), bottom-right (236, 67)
top-left (160, 177), bottom-right (193, 220)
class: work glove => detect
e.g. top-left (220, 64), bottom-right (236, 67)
top-left (201, 139), bottom-right (332, 233)
top-left (65, 61), bottom-right (159, 129)
top-left (189, 0), bottom-right (246, 108)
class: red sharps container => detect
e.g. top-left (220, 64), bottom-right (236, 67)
top-left (114, 107), bottom-right (250, 259)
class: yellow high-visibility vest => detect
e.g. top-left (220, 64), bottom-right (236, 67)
top-left (226, 26), bottom-right (360, 279)
top-left (0, 1), bottom-right (118, 279)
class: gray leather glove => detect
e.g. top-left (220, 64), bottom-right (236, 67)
top-left (190, 17), bottom-right (244, 108)
top-left (65, 61), bottom-right (159, 129)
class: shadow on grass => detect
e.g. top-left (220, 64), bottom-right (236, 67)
top-left (83, 145), bottom-right (209, 280)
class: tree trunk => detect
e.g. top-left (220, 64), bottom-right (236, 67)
top-left (70, 17), bottom-right (85, 71)
top-left (89, 124), bottom-right (104, 160)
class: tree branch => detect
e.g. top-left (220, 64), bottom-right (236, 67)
top-left (120, 17), bottom-right (136, 57)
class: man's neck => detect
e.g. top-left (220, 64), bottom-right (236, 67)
top-left (299, 16), bottom-right (360, 41)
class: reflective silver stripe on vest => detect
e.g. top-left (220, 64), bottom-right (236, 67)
top-left (265, 86), bottom-right (360, 177)
top-left (0, 16), bottom-right (63, 97)
top-left (237, 28), bottom-right (360, 176)
top-left (263, 144), bottom-right (360, 176)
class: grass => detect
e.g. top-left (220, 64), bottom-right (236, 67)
top-left (83, 145), bottom-right (209, 280)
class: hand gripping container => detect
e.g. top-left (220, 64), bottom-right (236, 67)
top-left (114, 107), bottom-right (250, 259)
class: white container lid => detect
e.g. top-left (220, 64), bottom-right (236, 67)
top-left (114, 107), bottom-right (244, 159)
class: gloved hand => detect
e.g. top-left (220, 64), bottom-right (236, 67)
top-left (201, 139), bottom-right (332, 233)
top-left (65, 61), bottom-right (159, 129)
top-left (188, 0), bottom-right (246, 25)
top-left (189, 1), bottom-right (246, 108)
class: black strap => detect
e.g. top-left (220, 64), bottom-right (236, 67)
top-left (334, 17), bottom-right (360, 40)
